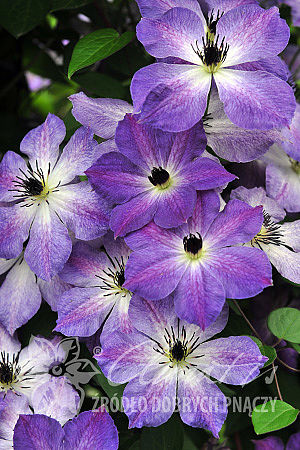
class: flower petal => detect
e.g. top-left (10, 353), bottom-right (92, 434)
top-left (86, 151), bottom-right (147, 203)
top-left (214, 69), bottom-right (296, 130)
top-left (31, 378), bottom-right (80, 426)
top-left (253, 436), bottom-right (284, 450)
top-left (205, 199), bottom-right (264, 248)
top-left (69, 92), bottom-right (132, 139)
top-left (50, 182), bottom-right (109, 241)
top-left (265, 245), bottom-right (300, 284)
top-left (24, 203), bottom-right (72, 281)
top-left (123, 364), bottom-right (177, 428)
top-left (124, 248), bottom-right (185, 300)
top-left (13, 415), bottom-right (63, 450)
top-left (265, 157), bottom-right (300, 213)
top-left (205, 87), bottom-right (280, 163)
top-left (129, 295), bottom-right (178, 343)
top-left (59, 241), bottom-right (108, 287)
top-left (125, 221), bottom-right (184, 251)
top-left (217, 5), bottom-right (290, 67)
top-left (51, 127), bottom-right (100, 184)
top-left (109, 191), bottom-right (158, 237)
top-left (131, 63), bottom-right (211, 132)
top-left (230, 186), bottom-right (286, 222)
top-left (281, 220), bottom-right (300, 252)
top-left (174, 264), bottom-right (225, 329)
top-left (197, 336), bottom-right (266, 384)
top-left (204, 246), bottom-right (272, 299)
top-left (96, 331), bottom-right (154, 384)
top-left (188, 190), bottom-right (221, 238)
top-left (137, 8), bottom-right (205, 63)
top-left (55, 287), bottom-right (114, 337)
top-left (0, 392), bottom-right (31, 447)
top-left (177, 369), bottom-right (227, 438)
top-left (0, 152), bottom-right (28, 202)
top-left (280, 103), bottom-right (300, 161)
top-left (37, 275), bottom-right (71, 311)
top-left (154, 185), bottom-right (197, 228)
top-left (20, 114), bottom-right (65, 175)
top-left (136, 0), bottom-right (203, 18)
top-left (0, 323), bottom-right (20, 354)
top-left (181, 157), bottom-right (236, 189)
top-left (0, 258), bottom-right (41, 335)
top-left (0, 204), bottom-right (34, 259)
top-left (63, 409), bottom-right (119, 450)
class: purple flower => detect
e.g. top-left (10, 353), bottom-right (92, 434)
top-left (55, 232), bottom-right (136, 341)
top-left (253, 432), bottom-right (300, 450)
top-left (13, 408), bottom-right (118, 450)
top-left (0, 114), bottom-right (110, 281)
top-left (96, 297), bottom-right (266, 435)
top-left (123, 190), bottom-right (272, 329)
top-left (0, 326), bottom-right (79, 416)
top-left (231, 186), bottom-right (300, 283)
top-left (131, 4), bottom-right (295, 131)
top-left (86, 114), bottom-right (235, 236)
top-left (0, 253), bottom-right (70, 335)
top-left (282, 45), bottom-right (300, 83)
top-left (204, 86), bottom-right (281, 163)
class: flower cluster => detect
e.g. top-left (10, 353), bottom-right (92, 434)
top-left (0, 0), bottom-right (299, 446)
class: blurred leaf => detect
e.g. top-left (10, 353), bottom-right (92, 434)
top-left (140, 415), bottom-right (184, 450)
top-left (22, 42), bottom-right (66, 84)
top-left (268, 308), bottom-right (300, 344)
top-left (68, 29), bottom-right (135, 78)
top-left (0, 0), bottom-right (51, 38)
top-left (249, 337), bottom-right (277, 367)
top-left (291, 343), bottom-right (300, 353)
top-left (51, 0), bottom-right (93, 10)
top-left (252, 400), bottom-right (299, 434)
top-left (73, 72), bottom-right (127, 98)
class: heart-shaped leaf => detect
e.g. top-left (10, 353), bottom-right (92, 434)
top-left (68, 29), bottom-right (135, 78)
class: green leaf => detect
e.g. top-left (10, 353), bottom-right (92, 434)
top-left (268, 307), bottom-right (300, 343)
top-left (249, 337), bottom-right (277, 367)
top-left (0, 0), bottom-right (51, 38)
top-left (68, 29), bottom-right (135, 78)
top-left (252, 400), bottom-right (299, 434)
top-left (51, 0), bottom-right (93, 10)
top-left (140, 415), bottom-right (184, 450)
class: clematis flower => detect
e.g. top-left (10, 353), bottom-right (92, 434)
top-left (231, 186), bottom-right (300, 283)
top-left (0, 382), bottom-right (80, 450)
top-left (55, 232), bottom-right (136, 342)
top-left (0, 114), bottom-right (110, 281)
top-left (96, 297), bottom-right (267, 435)
top-left (123, 190), bottom-right (272, 329)
top-left (13, 408), bottom-right (118, 450)
top-left (0, 253), bottom-right (70, 335)
top-left (131, 3), bottom-right (295, 132)
top-left (261, 141), bottom-right (300, 213)
top-left (0, 326), bottom-right (79, 416)
top-left (253, 432), bottom-right (300, 450)
top-left (86, 114), bottom-right (235, 236)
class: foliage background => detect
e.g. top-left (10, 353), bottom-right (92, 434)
top-left (0, 1), bottom-right (299, 449)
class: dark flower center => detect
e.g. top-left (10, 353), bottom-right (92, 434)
top-left (192, 34), bottom-right (229, 68)
top-left (183, 233), bottom-right (203, 255)
top-left (115, 267), bottom-right (125, 287)
top-left (170, 340), bottom-right (186, 362)
top-left (148, 166), bottom-right (170, 187)
top-left (23, 177), bottom-right (44, 196)
top-left (207, 9), bottom-right (224, 35)
top-left (0, 352), bottom-right (20, 386)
